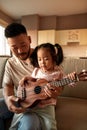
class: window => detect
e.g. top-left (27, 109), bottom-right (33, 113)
top-left (0, 25), bottom-right (10, 55)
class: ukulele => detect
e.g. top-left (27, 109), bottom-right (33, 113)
top-left (17, 70), bottom-right (87, 108)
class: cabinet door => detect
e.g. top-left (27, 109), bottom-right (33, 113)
top-left (79, 29), bottom-right (87, 45)
top-left (38, 30), bottom-right (55, 45)
top-left (55, 30), bottom-right (68, 45)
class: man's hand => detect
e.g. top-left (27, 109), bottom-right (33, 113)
top-left (19, 76), bottom-right (36, 87)
top-left (6, 95), bottom-right (26, 114)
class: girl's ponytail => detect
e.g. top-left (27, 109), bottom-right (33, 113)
top-left (54, 43), bottom-right (64, 65)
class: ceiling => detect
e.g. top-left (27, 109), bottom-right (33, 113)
top-left (0, 0), bottom-right (87, 20)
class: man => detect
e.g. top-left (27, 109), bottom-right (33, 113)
top-left (1, 23), bottom-right (42, 130)
top-left (0, 23), bottom-right (61, 130)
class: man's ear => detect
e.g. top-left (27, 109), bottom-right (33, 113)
top-left (28, 36), bottom-right (31, 44)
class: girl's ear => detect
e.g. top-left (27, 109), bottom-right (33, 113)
top-left (28, 36), bottom-right (31, 44)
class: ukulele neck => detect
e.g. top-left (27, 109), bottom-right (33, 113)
top-left (50, 75), bottom-right (79, 87)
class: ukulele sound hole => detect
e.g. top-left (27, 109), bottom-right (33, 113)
top-left (34, 86), bottom-right (41, 94)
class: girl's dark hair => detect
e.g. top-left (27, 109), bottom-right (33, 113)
top-left (55, 43), bottom-right (64, 65)
top-left (30, 43), bottom-right (64, 67)
top-left (5, 23), bottom-right (27, 38)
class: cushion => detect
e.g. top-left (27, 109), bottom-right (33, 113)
top-left (61, 58), bottom-right (87, 99)
top-left (56, 97), bottom-right (87, 130)
top-left (0, 56), bottom-right (9, 88)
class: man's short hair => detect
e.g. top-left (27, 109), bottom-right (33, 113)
top-left (5, 23), bottom-right (27, 38)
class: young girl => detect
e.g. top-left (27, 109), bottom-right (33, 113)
top-left (30, 42), bottom-right (64, 106)
top-left (18, 43), bottom-right (75, 130)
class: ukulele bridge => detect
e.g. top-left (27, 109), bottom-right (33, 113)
top-left (21, 87), bottom-right (26, 100)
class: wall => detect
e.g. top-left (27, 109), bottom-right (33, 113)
top-left (22, 14), bottom-right (39, 47)
top-left (21, 13), bottom-right (87, 57)
top-left (0, 10), bottom-right (14, 26)
top-left (56, 13), bottom-right (87, 30)
top-left (22, 13), bottom-right (87, 29)
top-left (27, 30), bottom-right (38, 48)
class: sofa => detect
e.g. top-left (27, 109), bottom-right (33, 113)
top-left (0, 56), bottom-right (87, 130)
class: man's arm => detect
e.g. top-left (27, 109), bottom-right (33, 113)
top-left (3, 83), bottom-right (26, 113)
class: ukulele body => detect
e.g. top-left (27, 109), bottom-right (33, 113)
top-left (17, 79), bottom-right (48, 108)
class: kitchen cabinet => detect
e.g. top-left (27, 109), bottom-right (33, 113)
top-left (79, 29), bottom-right (87, 45)
top-left (55, 30), bottom-right (68, 45)
top-left (56, 29), bottom-right (87, 45)
top-left (38, 30), bottom-right (56, 45)
top-left (38, 29), bottom-right (87, 45)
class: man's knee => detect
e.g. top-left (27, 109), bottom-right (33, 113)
top-left (18, 113), bottom-right (41, 130)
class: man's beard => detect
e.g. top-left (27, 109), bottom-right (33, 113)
top-left (18, 51), bottom-right (30, 60)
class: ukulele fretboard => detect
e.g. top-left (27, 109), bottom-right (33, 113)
top-left (50, 76), bottom-right (78, 87)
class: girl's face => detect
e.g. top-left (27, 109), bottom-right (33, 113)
top-left (37, 48), bottom-right (54, 72)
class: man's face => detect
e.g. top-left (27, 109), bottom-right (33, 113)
top-left (7, 34), bottom-right (31, 60)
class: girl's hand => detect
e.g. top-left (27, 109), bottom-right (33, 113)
top-left (44, 72), bottom-right (76, 98)
top-left (67, 71), bottom-right (76, 80)
top-left (44, 83), bottom-right (63, 98)
top-left (67, 72), bottom-right (76, 87)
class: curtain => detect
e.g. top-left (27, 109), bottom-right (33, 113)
top-left (0, 26), bottom-right (10, 55)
